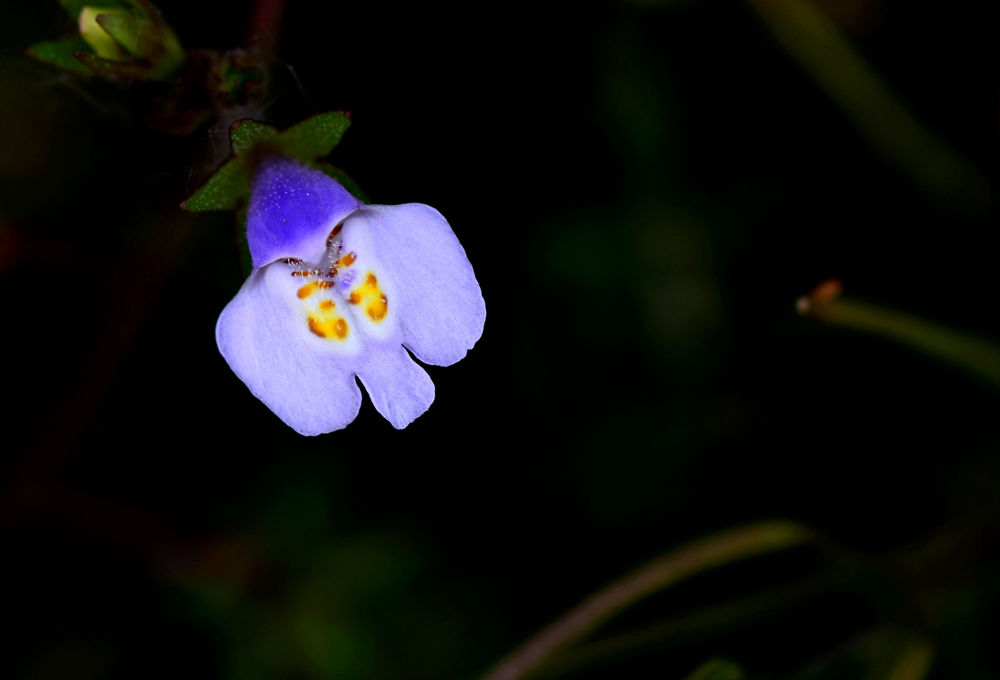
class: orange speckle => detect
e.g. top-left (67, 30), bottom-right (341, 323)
top-left (307, 316), bottom-right (326, 338)
top-left (349, 291), bottom-right (361, 304)
top-left (809, 278), bottom-right (843, 303)
top-left (308, 314), bottom-right (349, 340)
top-left (366, 273), bottom-right (377, 286)
top-left (326, 223), bottom-right (343, 246)
top-left (317, 280), bottom-right (334, 289)
top-left (337, 252), bottom-right (357, 267)
top-left (320, 300), bottom-right (335, 311)
top-left (291, 270), bottom-right (312, 277)
top-left (366, 298), bottom-right (388, 321)
top-left (297, 283), bottom-right (316, 299)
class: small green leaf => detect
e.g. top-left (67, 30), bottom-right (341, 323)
top-left (230, 119), bottom-right (277, 156)
top-left (181, 159), bottom-right (249, 212)
top-left (26, 37), bottom-right (93, 76)
top-left (235, 205), bottom-right (252, 276)
top-left (275, 111), bottom-right (351, 162)
top-left (183, 112), bottom-right (360, 214)
top-left (682, 659), bottom-right (744, 680)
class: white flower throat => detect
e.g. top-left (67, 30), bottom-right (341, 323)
top-left (283, 221), bottom-right (393, 348)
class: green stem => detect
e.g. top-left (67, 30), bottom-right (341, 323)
top-left (530, 570), bottom-right (851, 679)
top-left (747, 0), bottom-right (987, 209)
top-left (480, 521), bottom-right (813, 680)
top-left (799, 294), bottom-right (1000, 388)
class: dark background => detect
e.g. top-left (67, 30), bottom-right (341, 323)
top-left (2, 1), bottom-right (999, 678)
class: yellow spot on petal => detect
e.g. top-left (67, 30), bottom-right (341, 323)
top-left (346, 270), bottom-right (390, 323)
top-left (320, 300), bottom-right (335, 311)
top-left (307, 314), bottom-right (350, 340)
top-left (307, 316), bottom-right (326, 337)
top-left (367, 298), bottom-right (388, 321)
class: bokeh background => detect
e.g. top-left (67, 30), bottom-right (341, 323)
top-left (2, 0), bottom-right (1000, 678)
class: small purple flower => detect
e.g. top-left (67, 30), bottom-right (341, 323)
top-left (216, 155), bottom-right (485, 434)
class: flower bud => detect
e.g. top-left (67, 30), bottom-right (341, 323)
top-left (76, 2), bottom-right (184, 80)
top-left (78, 7), bottom-right (131, 59)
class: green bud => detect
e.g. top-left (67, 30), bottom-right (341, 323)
top-left (75, 2), bottom-right (184, 80)
top-left (78, 6), bottom-right (130, 59)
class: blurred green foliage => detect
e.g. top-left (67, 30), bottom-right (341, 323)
top-left (2, 0), bottom-right (1000, 679)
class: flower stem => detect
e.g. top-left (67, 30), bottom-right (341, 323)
top-left (480, 521), bottom-right (813, 680)
top-left (746, 0), bottom-right (987, 210)
top-left (798, 280), bottom-right (1000, 388)
top-left (246, 0), bottom-right (287, 55)
top-left (526, 570), bottom-right (850, 679)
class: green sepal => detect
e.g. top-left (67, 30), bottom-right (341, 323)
top-left (26, 36), bottom-right (94, 76)
top-left (230, 119), bottom-right (277, 156)
top-left (235, 205), bottom-right (253, 277)
top-left (94, 11), bottom-right (146, 57)
top-left (682, 660), bottom-right (744, 680)
top-left (59, 0), bottom-right (128, 19)
top-left (59, 0), bottom-right (144, 20)
top-left (182, 112), bottom-right (359, 214)
top-left (272, 112), bottom-right (352, 163)
top-left (181, 158), bottom-right (249, 212)
top-left (72, 50), bottom-right (152, 80)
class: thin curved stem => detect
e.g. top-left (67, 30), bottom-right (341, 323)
top-left (480, 521), bottom-right (813, 680)
top-left (798, 283), bottom-right (1000, 388)
top-left (747, 0), bottom-right (987, 211)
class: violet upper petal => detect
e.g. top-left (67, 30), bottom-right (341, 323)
top-left (345, 204), bottom-right (485, 366)
top-left (215, 262), bottom-right (363, 435)
top-left (247, 155), bottom-right (362, 268)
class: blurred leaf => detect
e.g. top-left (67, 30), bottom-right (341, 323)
top-left (73, 51), bottom-right (151, 80)
top-left (230, 119), bottom-right (277, 156)
top-left (95, 12), bottom-right (145, 56)
top-left (59, 0), bottom-right (133, 19)
top-left (274, 112), bottom-right (352, 162)
top-left (58, 0), bottom-right (92, 19)
top-left (683, 659), bottom-right (744, 680)
top-left (26, 37), bottom-right (93, 76)
top-left (846, 629), bottom-right (935, 680)
top-left (181, 159), bottom-right (249, 212)
top-left (213, 51), bottom-right (267, 107)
